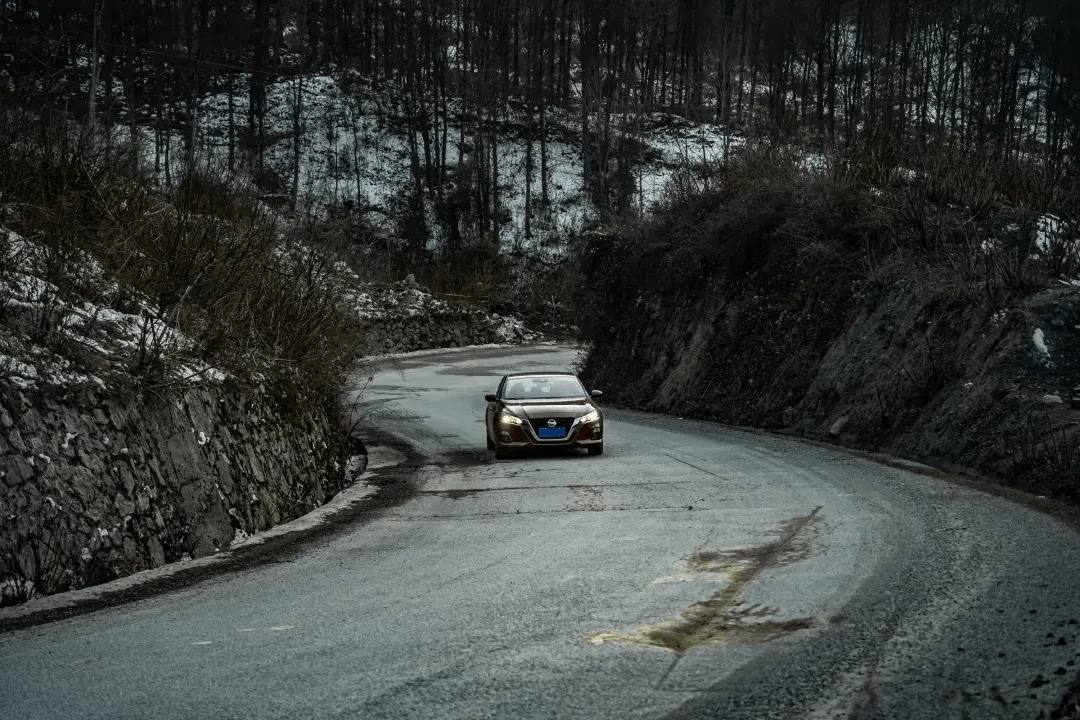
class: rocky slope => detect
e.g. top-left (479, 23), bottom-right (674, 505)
top-left (577, 215), bottom-right (1080, 501)
top-left (353, 275), bottom-right (541, 354)
top-left (792, 277), bottom-right (1080, 494)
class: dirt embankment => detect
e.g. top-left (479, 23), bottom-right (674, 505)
top-left (577, 190), bottom-right (1080, 501)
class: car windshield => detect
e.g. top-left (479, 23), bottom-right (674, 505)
top-left (503, 375), bottom-right (585, 400)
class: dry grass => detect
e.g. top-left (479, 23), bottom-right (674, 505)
top-left (0, 108), bottom-right (362, 399)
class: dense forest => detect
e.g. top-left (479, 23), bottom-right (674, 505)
top-left (2, 0), bottom-right (1079, 229)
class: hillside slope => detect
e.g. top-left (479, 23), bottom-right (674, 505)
top-left (577, 149), bottom-right (1080, 500)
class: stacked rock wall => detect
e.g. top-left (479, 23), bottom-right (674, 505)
top-left (0, 380), bottom-right (347, 603)
top-left (360, 310), bottom-right (537, 355)
top-left (353, 278), bottom-right (541, 356)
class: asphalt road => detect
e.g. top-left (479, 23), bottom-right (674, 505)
top-left (2, 343), bottom-right (1080, 719)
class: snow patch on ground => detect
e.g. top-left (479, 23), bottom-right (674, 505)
top-left (346, 273), bottom-right (541, 346)
top-left (979, 213), bottom-right (1080, 282)
top-left (2, 226), bottom-right (540, 394)
top-left (1033, 327), bottom-right (1050, 357)
top-left (1033, 214), bottom-right (1066, 255)
top-left (0, 228), bottom-right (226, 391)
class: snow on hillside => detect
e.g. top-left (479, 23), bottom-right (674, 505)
top-left (0, 228), bottom-right (223, 391)
top-left (127, 72), bottom-right (740, 258)
top-left (348, 273), bottom-right (540, 344)
top-left (0, 226), bottom-right (540, 393)
top-left (977, 212), bottom-right (1080, 281)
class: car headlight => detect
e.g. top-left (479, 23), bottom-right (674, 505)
top-left (499, 411), bottom-right (524, 426)
top-left (579, 409), bottom-right (600, 424)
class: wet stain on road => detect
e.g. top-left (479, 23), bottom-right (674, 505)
top-left (432, 488), bottom-right (481, 500)
top-left (585, 507), bottom-right (823, 653)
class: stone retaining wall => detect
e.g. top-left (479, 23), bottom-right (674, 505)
top-left (359, 309), bottom-right (539, 355)
top-left (0, 380), bottom-right (349, 604)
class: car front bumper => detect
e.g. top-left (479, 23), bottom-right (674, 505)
top-left (495, 421), bottom-right (603, 450)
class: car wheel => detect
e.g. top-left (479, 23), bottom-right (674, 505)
top-left (487, 434), bottom-right (495, 451)
top-left (588, 444), bottom-right (604, 456)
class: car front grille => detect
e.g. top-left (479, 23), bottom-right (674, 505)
top-left (529, 417), bottom-right (575, 435)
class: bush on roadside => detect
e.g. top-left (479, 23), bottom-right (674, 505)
top-left (576, 127), bottom-right (1080, 497)
top-left (0, 107), bottom-right (362, 400)
top-left (578, 125), bottom-right (1080, 416)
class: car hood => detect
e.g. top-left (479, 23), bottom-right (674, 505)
top-left (504, 400), bottom-right (594, 419)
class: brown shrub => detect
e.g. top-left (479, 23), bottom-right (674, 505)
top-left (0, 107), bottom-right (361, 399)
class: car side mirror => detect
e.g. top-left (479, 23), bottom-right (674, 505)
top-left (590, 390), bottom-right (603, 398)
top-left (485, 394), bottom-right (497, 402)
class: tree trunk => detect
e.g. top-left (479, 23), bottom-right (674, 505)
top-left (525, 101), bottom-right (533, 241)
top-left (580, 1), bottom-right (596, 195)
top-left (491, 107), bottom-right (500, 245)
top-left (291, 71), bottom-right (304, 212)
top-left (86, 0), bottom-right (105, 144)
top-left (251, 0), bottom-right (270, 172)
top-left (228, 66), bottom-right (235, 172)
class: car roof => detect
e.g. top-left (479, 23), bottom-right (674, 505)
top-left (504, 371), bottom-right (577, 378)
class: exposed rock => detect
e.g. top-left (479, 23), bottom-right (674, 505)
top-left (581, 248), bottom-right (1080, 500)
top-left (352, 282), bottom-right (542, 355)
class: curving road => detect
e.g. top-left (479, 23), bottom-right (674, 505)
top-left (2, 344), bottom-right (1080, 719)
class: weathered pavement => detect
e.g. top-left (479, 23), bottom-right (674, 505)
top-left (2, 344), bottom-right (1079, 719)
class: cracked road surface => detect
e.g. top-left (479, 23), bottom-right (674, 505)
top-left (3, 344), bottom-right (1080, 719)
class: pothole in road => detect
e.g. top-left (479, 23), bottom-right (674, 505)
top-left (585, 507), bottom-right (825, 653)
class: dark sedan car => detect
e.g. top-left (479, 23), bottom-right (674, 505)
top-left (485, 372), bottom-right (604, 458)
